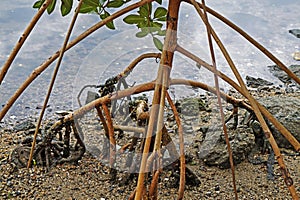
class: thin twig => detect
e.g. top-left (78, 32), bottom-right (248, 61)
top-left (102, 103), bottom-right (116, 174)
top-left (198, 0), bottom-right (238, 198)
top-left (116, 53), bottom-right (161, 79)
top-left (113, 125), bottom-right (145, 133)
top-left (148, 170), bottom-right (160, 199)
top-left (166, 92), bottom-right (185, 200)
top-left (0, 0), bottom-right (52, 85)
top-left (27, 0), bottom-right (84, 168)
top-left (96, 106), bottom-right (109, 137)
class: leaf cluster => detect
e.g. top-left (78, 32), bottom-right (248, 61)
top-left (123, 3), bottom-right (167, 51)
top-left (33, 0), bottom-right (73, 16)
top-left (33, 0), bottom-right (130, 29)
top-left (33, 0), bottom-right (168, 50)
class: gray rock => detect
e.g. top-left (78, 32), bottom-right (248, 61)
top-left (246, 76), bottom-right (273, 88)
top-left (179, 97), bottom-right (211, 116)
top-left (198, 127), bottom-right (255, 168)
top-left (85, 91), bottom-right (99, 104)
top-left (14, 120), bottom-right (35, 132)
top-left (257, 95), bottom-right (300, 149)
top-left (268, 65), bottom-right (300, 85)
top-left (289, 29), bottom-right (300, 38)
top-left (9, 146), bottom-right (31, 168)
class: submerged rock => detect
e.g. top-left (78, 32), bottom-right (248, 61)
top-left (246, 76), bottom-right (273, 88)
top-left (289, 29), bottom-right (300, 38)
top-left (267, 65), bottom-right (300, 85)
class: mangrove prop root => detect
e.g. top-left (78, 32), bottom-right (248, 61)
top-left (199, 1), bottom-right (238, 198)
top-left (27, 0), bottom-right (84, 169)
top-left (0, 0), bottom-right (155, 121)
top-left (102, 103), bottom-right (117, 177)
top-left (4, 1), bottom-right (300, 198)
top-left (176, 46), bottom-right (300, 152)
top-left (135, 0), bottom-right (181, 198)
top-left (12, 119), bottom-right (85, 170)
top-left (166, 92), bottom-right (185, 200)
top-left (148, 170), bottom-right (160, 200)
top-left (192, 3), bottom-right (298, 197)
top-left (53, 78), bottom-right (298, 198)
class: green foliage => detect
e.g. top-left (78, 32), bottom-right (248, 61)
top-left (154, 7), bottom-right (167, 19)
top-left (107, 0), bottom-right (125, 8)
top-left (33, 0), bottom-right (45, 9)
top-left (33, 0), bottom-right (72, 15)
top-left (47, 0), bottom-right (56, 14)
top-left (32, 0), bottom-right (167, 49)
top-left (153, 36), bottom-right (163, 51)
top-left (123, 4), bottom-right (167, 51)
top-left (123, 14), bottom-right (145, 24)
top-left (32, 0), bottom-right (129, 30)
top-left (61, 0), bottom-right (73, 16)
top-left (100, 11), bottom-right (115, 29)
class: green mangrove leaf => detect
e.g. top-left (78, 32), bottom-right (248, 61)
top-left (157, 29), bottom-right (166, 36)
top-left (107, 0), bottom-right (124, 8)
top-left (83, 0), bottom-right (100, 7)
top-left (136, 29), bottom-right (149, 38)
top-left (137, 20), bottom-right (148, 28)
top-left (79, 4), bottom-right (96, 13)
top-left (155, 0), bottom-right (162, 5)
top-left (47, 0), bottom-right (57, 14)
top-left (155, 16), bottom-right (166, 21)
top-left (154, 7), bottom-right (167, 19)
top-left (61, 0), bottom-right (73, 16)
top-left (153, 36), bottom-right (163, 51)
top-left (138, 4), bottom-right (149, 17)
top-left (151, 21), bottom-right (163, 28)
top-left (79, 0), bottom-right (100, 13)
top-left (123, 14), bottom-right (145, 24)
top-left (100, 11), bottom-right (115, 29)
top-left (146, 26), bottom-right (161, 33)
top-left (33, 0), bottom-right (45, 9)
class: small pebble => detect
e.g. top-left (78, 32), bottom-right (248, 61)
top-left (293, 52), bottom-right (300, 61)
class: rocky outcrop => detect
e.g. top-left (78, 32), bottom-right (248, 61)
top-left (198, 127), bottom-right (255, 169)
top-left (246, 76), bottom-right (273, 88)
top-left (268, 65), bottom-right (300, 86)
top-left (197, 93), bottom-right (300, 168)
top-left (257, 95), bottom-right (300, 149)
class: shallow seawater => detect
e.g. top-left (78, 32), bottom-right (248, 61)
top-left (0, 0), bottom-right (300, 121)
